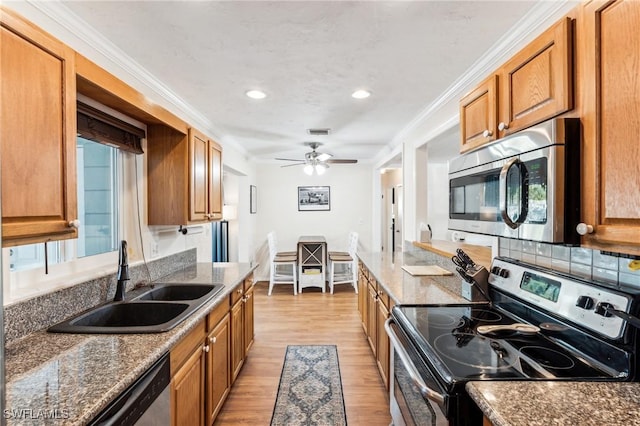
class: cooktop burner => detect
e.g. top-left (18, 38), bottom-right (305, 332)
top-left (394, 304), bottom-right (614, 386)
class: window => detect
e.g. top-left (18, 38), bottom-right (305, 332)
top-left (9, 137), bottom-right (120, 271)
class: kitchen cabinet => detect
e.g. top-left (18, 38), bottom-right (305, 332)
top-left (243, 277), bottom-right (255, 355)
top-left (366, 280), bottom-right (378, 356)
top-left (358, 263), bottom-right (368, 333)
top-left (376, 285), bottom-right (391, 390)
top-left (459, 75), bottom-right (498, 152)
top-left (230, 283), bottom-right (246, 384)
top-left (579, 0), bottom-right (640, 255)
top-left (171, 321), bottom-right (207, 426)
top-left (0, 8), bottom-right (78, 246)
top-left (206, 307), bottom-right (230, 423)
top-left (147, 125), bottom-right (223, 225)
top-left (459, 17), bottom-right (573, 153)
top-left (189, 128), bottom-right (223, 222)
top-left (359, 262), bottom-right (393, 390)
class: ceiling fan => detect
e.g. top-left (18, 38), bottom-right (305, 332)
top-left (275, 142), bottom-right (358, 175)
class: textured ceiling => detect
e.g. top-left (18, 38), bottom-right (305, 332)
top-left (59, 1), bottom-right (538, 164)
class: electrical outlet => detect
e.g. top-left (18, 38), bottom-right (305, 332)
top-left (151, 243), bottom-right (159, 258)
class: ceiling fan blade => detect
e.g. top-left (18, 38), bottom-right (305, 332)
top-left (326, 159), bottom-right (358, 164)
top-left (275, 157), bottom-right (304, 162)
top-left (280, 162), bottom-right (306, 168)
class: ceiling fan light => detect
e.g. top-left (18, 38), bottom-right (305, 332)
top-left (317, 153), bottom-right (332, 162)
top-left (303, 164), bottom-right (314, 175)
top-left (315, 164), bottom-right (327, 175)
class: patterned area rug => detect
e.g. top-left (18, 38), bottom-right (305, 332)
top-left (271, 345), bottom-right (347, 426)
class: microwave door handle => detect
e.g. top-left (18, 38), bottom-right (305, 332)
top-left (499, 157), bottom-right (526, 229)
top-left (385, 318), bottom-right (446, 405)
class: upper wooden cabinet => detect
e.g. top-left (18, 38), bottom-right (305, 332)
top-left (147, 125), bottom-right (223, 225)
top-left (189, 128), bottom-right (222, 222)
top-left (579, 0), bottom-right (640, 255)
top-left (498, 17), bottom-right (573, 137)
top-left (460, 17), bottom-right (573, 152)
top-left (0, 8), bottom-right (78, 246)
top-left (460, 75), bottom-right (498, 152)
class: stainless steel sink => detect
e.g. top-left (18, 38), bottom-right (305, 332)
top-left (48, 283), bottom-right (224, 334)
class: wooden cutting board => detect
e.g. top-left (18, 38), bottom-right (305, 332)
top-left (402, 265), bottom-right (453, 276)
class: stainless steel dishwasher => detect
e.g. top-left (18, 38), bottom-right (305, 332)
top-left (90, 352), bottom-right (170, 425)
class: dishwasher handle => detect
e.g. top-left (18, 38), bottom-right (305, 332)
top-left (90, 352), bottom-right (170, 425)
top-left (385, 318), bottom-right (446, 405)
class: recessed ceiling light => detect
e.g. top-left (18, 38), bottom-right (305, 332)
top-left (352, 89), bottom-right (371, 99)
top-left (246, 90), bottom-right (266, 99)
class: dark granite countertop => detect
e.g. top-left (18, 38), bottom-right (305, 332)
top-left (467, 381), bottom-right (640, 426)
top-left (4, 262), bottom-right (256, 426)
top-left (356, 251), bottom-right (467, 305)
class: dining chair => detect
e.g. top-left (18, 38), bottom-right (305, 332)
top-left (267, 232), bottom-right (298, 295)
top-left (328, 232), bottom-right (358, 294)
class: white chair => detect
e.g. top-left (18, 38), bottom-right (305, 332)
top-left (328, 232), bottom-right (358, 294)
top-left (267, 232), bottom-right (298, 295)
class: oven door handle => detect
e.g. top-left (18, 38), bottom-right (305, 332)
top-left (385, 318), bottom-right (446, 405)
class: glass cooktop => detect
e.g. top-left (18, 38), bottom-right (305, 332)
top-left (393, 304), bottom-right (613, 387)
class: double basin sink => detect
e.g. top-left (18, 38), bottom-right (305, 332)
top-left (48, 283), bottom-right (224, 334)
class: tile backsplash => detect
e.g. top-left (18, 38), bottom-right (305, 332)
top-left (498, 238), bottom-right (640, 289)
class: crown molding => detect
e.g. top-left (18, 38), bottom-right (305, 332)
top-left (27, 0), bottom-right (248, 156)
top-left (389, 0), bottom-right (579, 150)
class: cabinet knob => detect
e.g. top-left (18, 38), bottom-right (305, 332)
top-left (237, 288), bottom-right (243, 294)
top-left (68, 219), bottom-right (80, 228)
top-left (203, 345), bottom-right (210, 353)
top-left (482, 130), bottom-right (493, 138)
top-left (210, 336), bottom-right (217, 344)
top-left (576, 223), bottom-right (594, 235)
top-left (498, 122), bottom-right (509, 131)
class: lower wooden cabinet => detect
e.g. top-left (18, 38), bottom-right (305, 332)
top-left (206, 313), bottom-right (230, 423)
top-left (170, 273), bottom-right (255, 425)
top-left (230, 293), bottom-right (245, 384)
top-left (360, 263), bottom-right (393, 391)
top-left (171, 321), bottom-right (207, 426)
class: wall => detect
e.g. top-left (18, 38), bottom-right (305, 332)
top-left (253, 163), bottom-right (372, 280)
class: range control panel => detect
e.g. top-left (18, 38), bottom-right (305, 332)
top-left (489, 257), bottom-right (632, 339)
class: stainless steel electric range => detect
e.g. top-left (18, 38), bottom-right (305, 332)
top-left (386, 257), bottom-right (640, 426)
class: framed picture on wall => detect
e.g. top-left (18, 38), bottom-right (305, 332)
top-left (298, 186), bottom-right (330, 211)
top-left (250, 185), bottom-right (257, 214)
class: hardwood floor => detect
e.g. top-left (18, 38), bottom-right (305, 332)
top-left (214, 282), bottom-right (391, 425)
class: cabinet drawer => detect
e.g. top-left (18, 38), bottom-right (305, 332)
top-left (376, 284), bottom-right (390, 310)
top-left (243, 274), bottom-right (254, 292)
top-left (207, 300), bottom-right (229, 331)
top-left (230, 283), bottom-right (244, 305)
top-left (170, 320), bottom-right (206, 376)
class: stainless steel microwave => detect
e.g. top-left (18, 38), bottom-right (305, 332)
top-left (448, 118), bottom-right (580, 244)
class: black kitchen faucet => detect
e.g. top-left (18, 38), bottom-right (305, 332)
top-left (114, 240), bottom-right (130, 301)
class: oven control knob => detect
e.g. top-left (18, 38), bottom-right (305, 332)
top-left (491, 266), bottom-right (501, 275)
top-left (595, 302), bottom-right (614, 317)
top-left (576, 295), bottom-right (595, 310)
top-left (498, 268), bottom-right (509, 278)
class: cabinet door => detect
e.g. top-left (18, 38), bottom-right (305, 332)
top-left (459, 75), bottom-right (498, 153)
top-left (172, 345), bottom-right (205, 426)
top-left (1, 9), bottom-right (77, 246)
top-left (189, 128), bottom-right (209, 222)
top-left (243, 286), bottom-right (255, 355)
top-left (206, 313), bottom-right (230, 423)
top-left (376, 300), bottom-right (390, 390)
top-left (358, 268), bottom-right (367, 329)
top-left (580, 0), bottom-right (640, 254)
top-left (499, 17), bottom-right (573, 135)
top-left (366, 284), bottom-right (378, 356)
top-left (208, 141), bottom-right (223, 220)
top-left (230, 298), bottom-right (245, 384)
